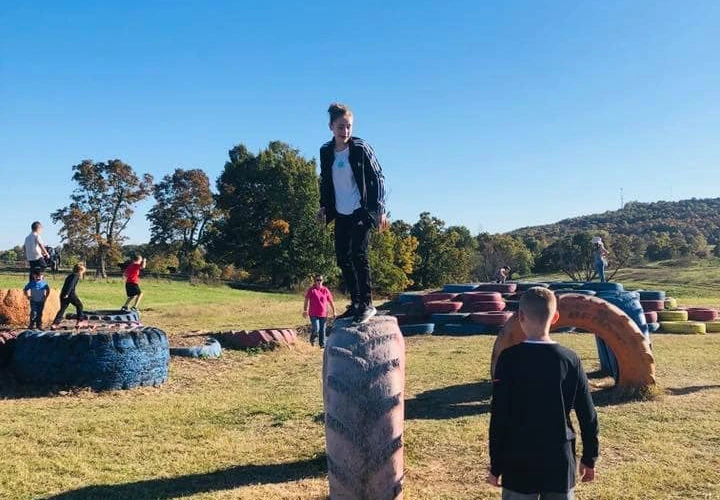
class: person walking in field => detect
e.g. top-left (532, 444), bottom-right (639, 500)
top-left (488, 287), bottom-right (599, 499)
top-left (23, 221), bottom-right (50, 281)
top-left (318, 102), bottom-right (387, 324)
top-left (51, 263), bottom-right (88, 329)
top-left (121, 254), bottom-right (146, 311)
top-left (303, 275), bottom-right (336, 348)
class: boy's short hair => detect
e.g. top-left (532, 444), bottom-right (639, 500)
top-left (32, 267), bottom-right (43, 277)
top-left (328, 102), bottom-right (352, 124)
top-left (519, 287), bottom-right (557, 323)
top-left (132, 254), bottom-right (142, 262)
top-left (31, 221), bottom-right (41, 231)
top-left (73, 263), bottom-right (86, 273)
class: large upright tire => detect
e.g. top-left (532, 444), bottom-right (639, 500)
top-left (323, 316), bottom-right (405, 500)
top-left (11, 328), bottom-right (169, 390)
top-left (492, 294), bottom-right (656, 388)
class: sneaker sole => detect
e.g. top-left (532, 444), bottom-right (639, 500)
top-left (353, 309), bottom-right (377, 324)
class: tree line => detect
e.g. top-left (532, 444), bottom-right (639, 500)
top-left (8, 142), bottom-right (717, 293)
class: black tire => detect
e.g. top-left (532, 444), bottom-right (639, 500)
top-left (67, 309), bottom-right (140, 323)
top-left (399, 323), bottom-right (434, 336)
top-left (638, 290), bottom-right (666, 301)
top-left (442, 284), bottom-right (479, 293)
top-left (514, 282), bottom-right (549, 291)
top-left (11, 328), bottom-right (169, 391)
top-left (170, 338), bottom-right (222, 358)
top-left (430, 313), bottom-right (469, 324)
top-left (581, 282), bottom-right (624, 292)
top-left (0, 330), bottom-right (19, 368)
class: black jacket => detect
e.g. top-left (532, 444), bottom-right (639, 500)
top-left (319, 136), bottom-right (386, 227)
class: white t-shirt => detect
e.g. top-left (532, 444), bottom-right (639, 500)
top-left (24, 232), bottom-right (44, 261)
top-left (331, 147), bottom-right (361, 215)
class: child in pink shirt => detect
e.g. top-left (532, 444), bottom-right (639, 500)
top-left (303, 275), bottom-right (336, 348)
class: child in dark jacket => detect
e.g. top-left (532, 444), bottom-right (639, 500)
top-left (318, 102), bottom-right (387, 324)
top-left (51, 263), bottom-right (87, 329)
top-left (488, 287), bottom-right (599, 499)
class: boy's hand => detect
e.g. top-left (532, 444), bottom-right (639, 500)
top-left (302, 311), bottom-right (308, 318)
top-left (316, 207), bottom-right (326, 224)
top-left (579, 463), bottom-right (595, 482)
top-left (486, 472), bottom-right (501, 487)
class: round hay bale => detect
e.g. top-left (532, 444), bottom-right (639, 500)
top-left (0, 288), bottom-right (61, 327)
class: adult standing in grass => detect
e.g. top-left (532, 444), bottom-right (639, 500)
top-left (592, 237), bottom-right (609, 282)
top-left (488, 287), bottom-right (599, 499)
top-left (23, 221), bottom-right (50, 281)
top-left (317, 102), bottom-right (387, 324)
top-left (302, 275), bottom-right (336, 348)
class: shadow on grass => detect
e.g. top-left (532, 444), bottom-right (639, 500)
top-left (666, 384), bottom-right (720, 396)
top-left (405, 381), bottom-right (493, 420)
top-left (41, 455), bottom-right (327, 500)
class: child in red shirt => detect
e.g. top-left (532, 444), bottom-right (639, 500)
top-left (303, 275), bottom-right (336, 348)
top-left (121, 254), bottom-right (146, 312)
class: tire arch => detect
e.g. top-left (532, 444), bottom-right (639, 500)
top-left (491, 294), bottom-right (656, 388)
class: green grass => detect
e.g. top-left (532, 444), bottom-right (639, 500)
top-left (0, 270), bottom-right (719, 499)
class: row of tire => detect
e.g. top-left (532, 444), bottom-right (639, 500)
top-left (635, 289), bottom-right (719, 335)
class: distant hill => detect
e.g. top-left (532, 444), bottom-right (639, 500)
top-left (508, 198), bottom-right (720, 245)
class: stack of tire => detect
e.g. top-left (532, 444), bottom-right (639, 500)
top-left (638, 290), bottom-right (665, 334)
top-left (657, 307), bottom-right (717, 335)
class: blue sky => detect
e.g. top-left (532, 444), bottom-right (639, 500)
top-left (1, 1), bottom-right (719, 249)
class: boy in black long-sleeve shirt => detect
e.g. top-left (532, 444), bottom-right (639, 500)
top-left (51, 263), bottom-right (88, 329)
top-left (488, 287), bottom-right (599, 500)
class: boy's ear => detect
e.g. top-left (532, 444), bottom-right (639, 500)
top-left (550, 310), bottom-right (560, 326)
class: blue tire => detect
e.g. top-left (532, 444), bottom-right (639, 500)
top-left (638, 290), bottom-right (666, 301)
top-left (433, 323), bottom-right (493, 336)
top-left (397, 293), bottom-right (424, 305)
top-left (442, 284), bottom-right (479, 293)
top-left (647, 322), bottom-right (661, 333)
top-left (431, 313), bottom-right (470, 324)
top-left (514, 282), bottom-right (549, 291)
top-left (11, 328), bottom-right (169, 391)
top-left (170, 338), bottom-right (222, 359)
top-left (399, 323), bottom-right (434, 336)
top-left (556, 289), bottom-right (597, 296)
top-left (581, 282), bottom-right (624, 292)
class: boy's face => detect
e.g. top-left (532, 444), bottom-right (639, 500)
top-left (330, 115), bottom-right (353, 144)
top-left (313, 277), bottom-right (323, 288)
top-left (33, 274), bottom-right (43, 281)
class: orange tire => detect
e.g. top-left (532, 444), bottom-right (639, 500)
top-left (491, 294), bottom-right (655, 388)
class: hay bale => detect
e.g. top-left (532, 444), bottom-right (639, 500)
top-left (0, 289), bottom-right (61, 327)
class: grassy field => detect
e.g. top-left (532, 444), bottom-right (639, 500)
top-left (0, 269), bottom-right (719, 499)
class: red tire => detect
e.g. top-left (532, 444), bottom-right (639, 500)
top-left (686, 308), bottom-right (719, 321)
top-left (215, 329), bottom-right (297, 349)
top-left (420, 293), bottom-right (459, 303)
top-left (640, 300), bottom-right (664, 312)
top-left (424, 301), bottom-right (463, 313)
top-left (643, 311), bottom-right (658, 324)
top-left (474, 283), bottom-right (518, 293)
top-left (461, 291), bottom-right (502, 303)
top-left (463, 301), bottom-right (506, 312)
top-left (469, 311), bottom-right (514, 325)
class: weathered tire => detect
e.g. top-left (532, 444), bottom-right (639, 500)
top-left (640, 300), bottom-right (665, 312)
top-left (469, 311), bottom-right (514, 326)
top-left (169, 338), bottom-right (222, 358)
top-left (423, 301), bottom-right (462, 313)
top-left (434, 322), bottom-right (493, 336)
top-left (686, 308), bottom-right (719, 321)
top-left (514, 282), bottom-right (549, 291)
top-left (556, 289), bottom-right (596, 296)
top-left (430, 313), bottom-right (469, 324)
top-left (461, 291), bottom-right (503, 303)
top-left (474, 283), bottom-right (518, 293)
top-left (0, 330), bottom-right (20, 367)
top-left (393, 313), bottom-right (431, 325)
top-left (214, 329), bottom-right (297, 349)
top-left (72, 309), bottom-right (140, 323)
top-left (396, 293), bottom-right (424, 305)
top-left (639, 290), bottom-right (666, 301)
top-left (647, 322), bottom-right (661, 333)
top-left (658, 321), bottom-right (707, 334)
top-left (323, 316), bottom-right (405, 500)
top-left (658, 310), bottom-right (689, 321)
top-left (581, 282), bottom-right (624, 293)
top-left (643, 311), bottom-right (658, 323)
top-left (595, 291), bottom-right (649, 379)
top-left (420, 293), bottom-right (459, 303)
top-left (442, 284), bottom-right (479, 293)
top-left (11, 328), bottom-right (169, 390)
top-left (399, 323), bottom-right (434, 336)
top-left (705, 321), bottom-right (720, 333)
top-left (462, 301), bottom-right (506, 312)
top-left (0, 288), bottom-right (61, 327)
top-left (548, 282), bottom-right (580, 290)
top-left (664, 297), bottom-right (678, 309)
top-left (504, 300), bottom-right (519, 311)
top-left (491, 294), bottom-right (656, 388)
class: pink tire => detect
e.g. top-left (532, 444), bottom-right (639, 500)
top-left (463, 301), bottom-right (506, 312)
top-left (461, 291), bottom-right (502, 303)
top-left (424, 301), bottom-right (463, 313)
top-left (643, 311), bottom-right (658, 324)
top-left (469, 311), bottom-right (514, 325)
top-left (640, 300), bottom-right (665, 312)
top-left (686, 308), bottom-right (719, 321)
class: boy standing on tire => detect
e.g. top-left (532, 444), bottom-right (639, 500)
top-left (24, 268), bottom-right (50, 329)
top-left (121, 254), bottom-right (146, 312)
top-left (51, 263), bottom-right (88, 329)
top-left (488, 287), bottom-right (599, 499)
top-left (23, 221), bottom-right (50, 281)
top-left (303, 275), bottom-right (337, 347)
top-left (318, 103), bottom-right (387, 324)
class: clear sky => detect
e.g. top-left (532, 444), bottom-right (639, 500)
top-left (1, 1), bottom-right (719, 249)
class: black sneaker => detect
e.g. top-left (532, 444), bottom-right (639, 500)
top-left (337, 303), bottom-right (358, 320)
top-left (353, 305), bottom-right (377, 324)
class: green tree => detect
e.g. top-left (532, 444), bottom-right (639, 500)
top-left (474, 233), bottom-right (534, 281)
top-left (147, 168), bottom-right (218, 273)
top-left (368, 220), bottom-right (419, 295)
top-left (209, 142), bottom-right (335, 287)
top-left (52, 159), bottom-right (153, 277)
